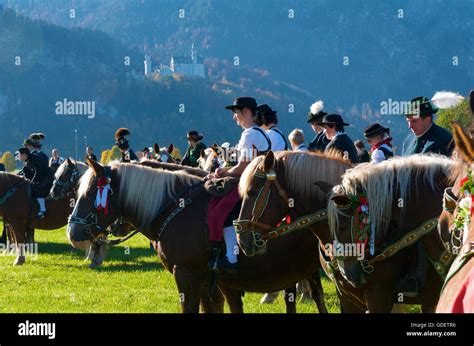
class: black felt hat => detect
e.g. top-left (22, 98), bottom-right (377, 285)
top-left (225, 97), bottom-right (257, 111)
top-left (364, 123), bottom-right (390, 138)
top-left (186, 130), bottom-right (204, 141)
top-left (318, 114), bottom-right (349, 126)
top-left (402, 96), bottom-right (438, 117)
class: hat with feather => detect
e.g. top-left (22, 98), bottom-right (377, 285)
top-left (307, 100), bottom-right (327, 123)
top-left (403, 92), bottom-right (464, 118)
top-left (28, 132), bottom-right (46, 148)
top-left (115, 128), bottom-right (131, 150)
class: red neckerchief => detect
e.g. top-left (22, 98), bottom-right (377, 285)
top-left (370, 137), bottom-right (393, 153)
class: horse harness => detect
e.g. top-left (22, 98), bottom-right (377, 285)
top-left (233, 168), bottom-right (329, 242)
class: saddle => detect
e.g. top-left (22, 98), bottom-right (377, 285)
top-left (204, 177), bottom-right (239, 197)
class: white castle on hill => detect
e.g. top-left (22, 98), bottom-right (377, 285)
top-left (144, 43), bottom-right (205, 78)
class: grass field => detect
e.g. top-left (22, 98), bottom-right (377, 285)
top-left (0, 222), bottom-right (344, 313)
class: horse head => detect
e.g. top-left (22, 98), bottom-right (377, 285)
top-left (67, 159), bottom-right (120, 250)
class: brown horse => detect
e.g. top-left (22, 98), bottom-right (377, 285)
top-left (0, 159), bottom-right (89, 265)
top-left (153, 143), bottom-right (177, 163)
top-left (327, 154), bottom-right (455, 312)
top-left (436, 122), bottom-right (474, 312)
top-left (67, 160), bottom-right (327, 313)
top-left (236, 150), bottom-right (368, 312)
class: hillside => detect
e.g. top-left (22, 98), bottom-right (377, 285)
top-left (0, 5), bottom-right (317, 157)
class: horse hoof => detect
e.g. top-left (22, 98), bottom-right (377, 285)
top-left (89, 261), bottom-right (102, 269)
top-left (260, 292), bottom-right (278, 304)
top-left (13, 256), bottom-right (25, 265)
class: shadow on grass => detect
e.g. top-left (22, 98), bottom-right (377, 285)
top-left (35, 241), bottom-right (166, 273)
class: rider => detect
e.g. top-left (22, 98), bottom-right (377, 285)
top-left (399, 96), bottom-right (454, 297)
top-left (364, 123), bottom-right (393, 163)
top-left (206, 97), bottom-right (271, 270)
top-left (257, 104), bottom-right (288, 151)
top-left (402, 96), bottom-right (454, 156)
top-left (318, 114), bottom-right (359, 163)
top-left (115, 128), bottom-right (139, 162)
top-left (17, 145), bottom-right (50, 219)
top-left (307, 100), bottom-right (329, 152)
top-left (181, 131), bottom-right (207, 167)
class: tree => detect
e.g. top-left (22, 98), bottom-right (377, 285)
top-left (100, 150), bottom-right (111, 164)
top-left (0, 151), bottom-right (16, 172)
top-left (109, 146), bottom-right (122, 162)
top-left (435, 99), bottom-right (472, 132)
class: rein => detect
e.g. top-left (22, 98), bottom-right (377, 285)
top-left (233, 168), bottom-right (328, 242)
top-left (0, 179), bottom-right (28, 205)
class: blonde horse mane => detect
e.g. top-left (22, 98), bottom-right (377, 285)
top-left (78, 161), bottom-right (202, 227)
top-left (239, 150), bottom-right (352, 201)
top-left (328, 154), bottom-right (455, 239)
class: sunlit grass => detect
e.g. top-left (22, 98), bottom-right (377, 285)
top-left (0, 222), bottom-right (341, 313)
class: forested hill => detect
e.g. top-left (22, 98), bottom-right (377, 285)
top-left (0, 5), bottom-right (315, 157)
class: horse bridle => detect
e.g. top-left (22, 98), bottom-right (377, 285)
top-left (53, 165), bottom-right (80, 199)
top-left (67, 169), bottom-right (114, 241)
top-left (233, 169), bottom-right (293, 245)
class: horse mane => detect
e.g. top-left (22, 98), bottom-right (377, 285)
top-left (139, 159), bottom-right (208, 178)
top-left (54, 160), bottom-right (89, 180)
top-left (328, 154), bottom-right (455, 240)
top-left (239, 150), bottom-right (352, 202)
top-left (78, 161), bottom-right (202, 227)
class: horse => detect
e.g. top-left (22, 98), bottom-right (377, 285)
top-left (0, 158), bottom-right (89, 265)
top-left (235, 150), bottom-right (369, 312)
top-left (197, 143), bottom-right (237, 172)
top-left (67, 159), bottom-right (328, 313)
top-left (153, 143), bottom-right (177, 163)
top-left (327, 154), bottom-right (455, 312)
top-left (436, 119), bottom-right (474, 311)
top-left (51, 158), bottom-right (113, 267)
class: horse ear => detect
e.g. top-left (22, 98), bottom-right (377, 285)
top-left (331, 194), bottom-right (351, 208)
top-left (200, 149), bottom-right (206, 159)
top-left (452, 122), bottom-right (474, 163)
top-left (212, 142), bottom-right (219, 147)
top-left (210, 145), bottom-right (219, 155)
top-left (86, 157), bottom-right (105, 177)
top-left (263, 151), bottom-right (275, 172)
top-left (67, 157), bottom-right (75, 167)
top-left (314, 181), bottom-right (333, 195)
top-left (168, 144), bottom-right (174, 154)
top-left (153, 143), bottom-right (160, 153)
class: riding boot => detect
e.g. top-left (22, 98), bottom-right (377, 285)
top-left (208, 241), bottom-right (221, 269)
top-left (398, 243), bottom-right (428, 297)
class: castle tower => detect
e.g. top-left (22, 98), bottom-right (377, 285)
top-left (144, 55), bottom-right (152, 76)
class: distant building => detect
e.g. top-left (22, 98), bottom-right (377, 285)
top-left (146, 43), bottom-right (205, 78)
top-left (144, 55), bottom-right (152, 76)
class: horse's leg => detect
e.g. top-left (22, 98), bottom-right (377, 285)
top-left (200, 286), bottom-right (225, 313)
top-left (89, 243), bottom-right (105, 268)
top-left (25, 224), bottom-right (34, 245)
top-left (173, 265), bottom-right (202, 313)
top-left (365, 285), bottom-right (393, 313)
top-left (283, 286), bottom-right (297, 313)
top-left (307, 272), bottom-right (328, 313)
top-left (338, 292), bottom-right (366, 313)
top-left (297, 280), bottom-right (313, 303)
top-left (221, 287), bottom-right (244, 313)
top-left (9, 221), bottom-right (26, 265)
top-left (260, 291), bottom-right (279, 304)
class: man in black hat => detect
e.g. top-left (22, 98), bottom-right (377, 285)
top-left (206, 96), bottom-right (271, 270)
top-left (318, 114), bottom-right (358, 163)
top-left (364, 123), bottom-right (393, 163)
top-left (16, 147), bottom-right (50, 218)
top-left (181, 131), bottom-right (207, 167)
top-left (402, 96), bottom-right (454, 156)
top-left (307, 100), bottom-right (329, 152)
top-left (115, 128), bottom-right (138, 162)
